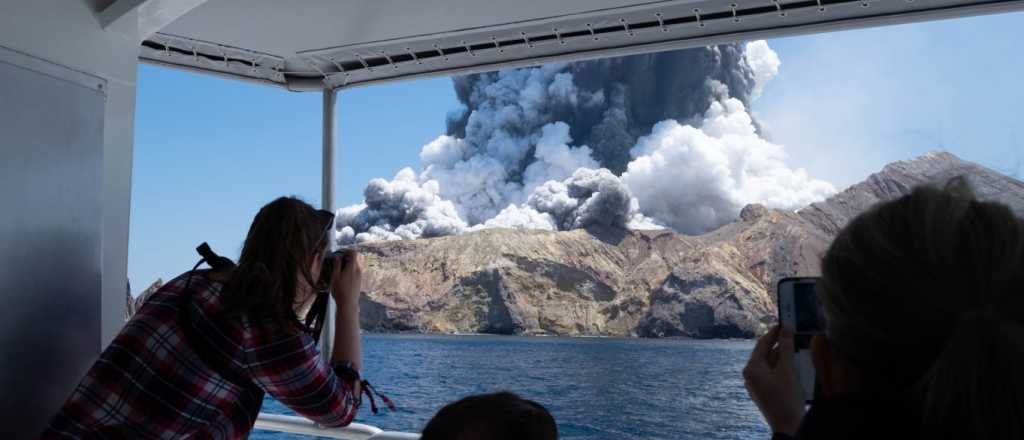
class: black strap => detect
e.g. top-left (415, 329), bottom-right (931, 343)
top-left (196, 242), bottom-right (236, 272)
top-left (360, 379), bottom-right (397, 414)
top-left (304, 290), bottom-right (329, 343)
top-left (334, 362), bottom-right (397, 414)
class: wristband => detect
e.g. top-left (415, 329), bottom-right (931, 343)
top-left (332, 361), bottom-right (361, 383)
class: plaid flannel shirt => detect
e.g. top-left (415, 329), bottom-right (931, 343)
top-left (43, 271), bottom-right (359, 439)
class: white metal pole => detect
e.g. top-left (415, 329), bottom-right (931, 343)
top-left (320, 87), bottom-right (336, 361)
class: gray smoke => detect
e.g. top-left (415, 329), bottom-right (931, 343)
top-left (336, 168), bottom-right (467, 244)
top-left (447, 44), bottom-right (757, 176)
top-left (474, 168), bottom-right (661, 232)
top-left (336, 41), bottom-right (832, 244)
top-left (420, 44), bottom-right (766, 225)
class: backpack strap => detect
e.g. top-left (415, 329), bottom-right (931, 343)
top-left (196, 242), bottom-right (236, 272)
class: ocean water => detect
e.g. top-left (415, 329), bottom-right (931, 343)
top-left (254, 334), bottom-right (768, 440)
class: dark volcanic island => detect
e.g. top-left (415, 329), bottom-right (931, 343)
top-left (354, 152), bottom-right (1024, 338)
top-left (127, 153), bottom-right (1024, 338)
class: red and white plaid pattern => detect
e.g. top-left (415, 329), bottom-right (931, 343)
top-left (43, 271), bottom-right (358, 439)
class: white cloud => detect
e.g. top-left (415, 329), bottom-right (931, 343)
top-left (744, 40), bottom-right (780, 100)
top-left (418, 65), bottom-right (597, 224)
top-left (471, 204), bottom-right (557, 231)
top-left (623, 97), bottom-right (835, 234)
top-left (335, 167), bottom-right (468, 245)
top-left (339, 40), bottom-right (837, 241)
top-left (419, 135), bottom-right (468, 168)
top-left (522, 122), bottom-right (600, 191)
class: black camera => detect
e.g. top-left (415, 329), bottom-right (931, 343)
top-left (303, 250), bottom-right (347, 339)
top-left (316, 250), bottom-right (348, 291)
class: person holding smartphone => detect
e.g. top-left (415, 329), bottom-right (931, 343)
top-left (744, 178), bottom-right (1024, 439)
top-left (44, 197), bottom-right (369, 438)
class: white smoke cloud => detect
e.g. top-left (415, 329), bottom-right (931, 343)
top-left (473, 168), bottom-right (661, 233)
top-left (337, 119), bottom-right (612, 242)
top-left (622, 97), bottom-right (835, 235)
top-left (471, 204), bottom-right (557, 231)
top-left (744, 40), bottom-right (781, 100)
top-left (522, 122), bottom-right (601, 191)
top-left (418, 135), bottom-right (468, 168)
top-left (336, 168), bottom-right (468, 244)
top-left (337, 41), bottom-right (834, 243)
top-left (531, 168), bottom-right (644, 230)
top-left (417, 64), bottom-right (591, 224)
top-left (344, 164), bottom-right (661, 241)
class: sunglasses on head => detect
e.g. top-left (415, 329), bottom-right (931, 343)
top-left (314, 209), bottom-right (335, 252)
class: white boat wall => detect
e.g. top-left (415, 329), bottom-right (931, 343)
top-left (3, 0), bottom-right (1024, 438)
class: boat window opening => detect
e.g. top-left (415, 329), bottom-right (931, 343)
top-left (126, 64), bottom-right (323, 302)
top-left (125, 9), bottom-right (1024, 440)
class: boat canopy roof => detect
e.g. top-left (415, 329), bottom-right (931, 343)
top-left (140, 0), bottom-right (1024, 91)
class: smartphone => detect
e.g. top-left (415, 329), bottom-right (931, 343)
top-left (777, 277), bottom-right (822, 404)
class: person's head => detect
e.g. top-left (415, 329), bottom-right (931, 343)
top-left (222, 196), bottom-right (334, 333)
top-left (812, 177), bottom-right (1024, 438)
top-left (420, 392), bottom-right (557, 440)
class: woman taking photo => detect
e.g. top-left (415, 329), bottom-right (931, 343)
top-left (45, 197), bottom-right (369, 438)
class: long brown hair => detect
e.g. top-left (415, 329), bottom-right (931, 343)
top-left (819, 177), bottom-right (1024, 438)
top-left (221, 196), bottom-right (333, 334)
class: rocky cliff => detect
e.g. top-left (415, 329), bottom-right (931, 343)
top-left (354, 152), bottom-right (1024, 338)
top-left (126, 279), bottom-right (162, 320)
top-left (127, 153), bottom-right (1023, 336)
top-left (799, 152), bottom-right (1024, 235)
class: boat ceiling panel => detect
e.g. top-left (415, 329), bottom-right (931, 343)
top-left (160, 0), bottom-right (651, 56)
top-left (140, 0), bottom-right (1024, 90)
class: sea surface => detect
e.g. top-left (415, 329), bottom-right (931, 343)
top-left (253, 334), bottom-right (768, 440)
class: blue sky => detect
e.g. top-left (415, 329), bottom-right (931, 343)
top-left (755, 11), bottom-right (1024, 185)
top-left (128, 11), bottom-right (1024, 292)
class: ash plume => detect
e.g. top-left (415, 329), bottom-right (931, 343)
top-left (336, 41), bottom-right (834, 244)
top-left (446, 44), bottom-right (759, 177)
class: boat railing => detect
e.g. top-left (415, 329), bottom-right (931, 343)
top-left (255, 413), bottom-right (421, 440)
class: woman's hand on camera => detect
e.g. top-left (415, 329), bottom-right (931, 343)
top-left (743, 325), bottom-right (804, 436)
top-left (329, 250), bottom-right (363, 307)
